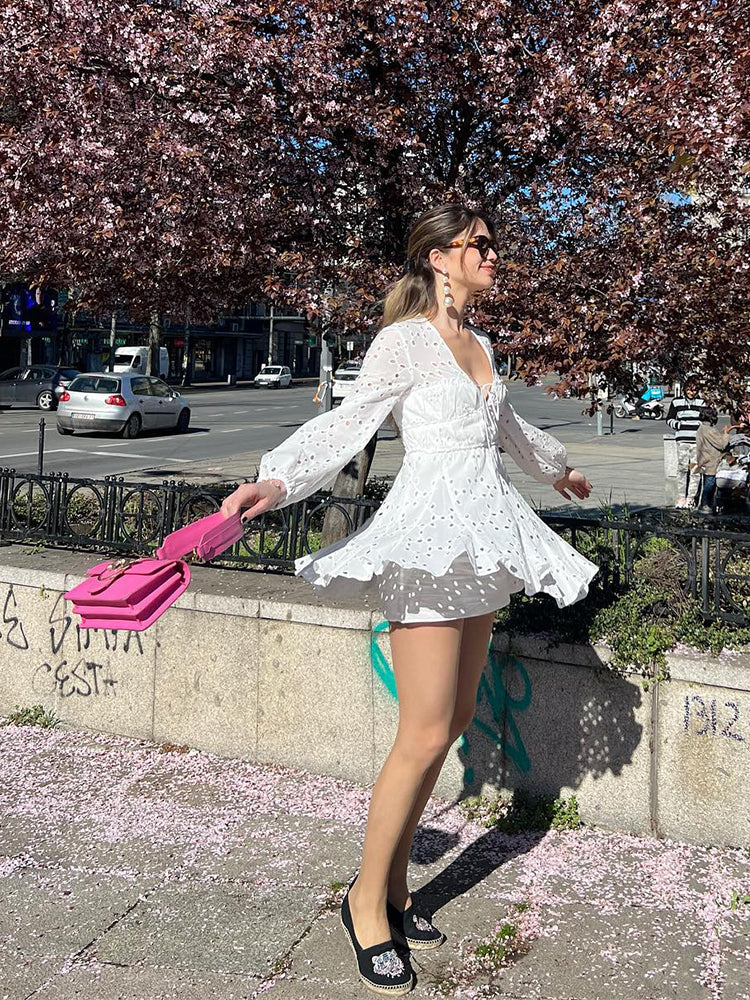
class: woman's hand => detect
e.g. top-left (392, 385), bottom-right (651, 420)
top-left (553, 467), bottom-right (593, 501)
top-left (220, 480), bottom-right (286, 522)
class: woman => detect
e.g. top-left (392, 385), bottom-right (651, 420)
top-left (221, 203), bottom-right (598, 994)
top-left (714, 404), bottom-right (750, 514)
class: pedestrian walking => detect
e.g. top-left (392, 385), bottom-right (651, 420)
top-left (221, 203), bottom-right (598, 995)
top-left (666, 378), bottom-right (710, 508)
top-left (695, 408), bottom-right (730, 514)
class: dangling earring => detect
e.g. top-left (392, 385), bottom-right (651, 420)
top-left (442, 271), bottom-right (454, 309)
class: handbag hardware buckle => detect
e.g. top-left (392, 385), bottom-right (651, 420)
top-left (88, 557), bottom-right (185, 595)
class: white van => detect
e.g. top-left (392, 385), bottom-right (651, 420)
top-left (113, 347), bottom-right (169, 379)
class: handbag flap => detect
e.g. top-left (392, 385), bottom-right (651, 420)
top-left (195, 513), bottom-right (245, 560)
top-left (156, 511), bottom-right (227, 560)
top-left (66, 559), bottom-right (185, 607)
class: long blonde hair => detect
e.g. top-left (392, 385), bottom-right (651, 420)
top-left (381, 203), bottom-right (497, 328)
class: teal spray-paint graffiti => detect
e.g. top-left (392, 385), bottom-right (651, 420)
top-left (370, 623), bottom-right (533, 777)
top-left (370, 619), bottom-right (398, 699)
top-left (460, 646), bottom-right (533, 782)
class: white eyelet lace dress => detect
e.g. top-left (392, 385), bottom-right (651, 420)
top-left (257, 316), bottom-right (599, 623)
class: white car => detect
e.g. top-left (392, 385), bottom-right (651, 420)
top-left (331, 362), bottom-right (362, 404)
top-left (254, 365), bottom-right (292, 388)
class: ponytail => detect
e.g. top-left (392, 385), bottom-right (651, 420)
top-left (380, 258), bottom-right (437, 329)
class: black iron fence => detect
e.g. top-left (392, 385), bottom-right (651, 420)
top-left (1, 468), bottom-right (749, 626)
top-left (0, 468), bottom-right (378, 571)
top-left (542, 509), bottom-right (750, 627)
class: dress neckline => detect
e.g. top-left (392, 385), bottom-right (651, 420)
top-left (420, 316), bottom-right (496, 398)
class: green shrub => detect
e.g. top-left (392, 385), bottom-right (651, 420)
top-left (495, 530), bottom-right (750, 680)
top-left (2, 704), bottom-right (61, 728)
top-left (459, 790), bottom-right (581, 833)
top-left (473, 902), bottom-right (532, 967)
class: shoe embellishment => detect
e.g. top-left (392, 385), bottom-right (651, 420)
top-left (372, 949), bottom-right (405, 978)
top-left (413, 914), bottom-right (433, 932)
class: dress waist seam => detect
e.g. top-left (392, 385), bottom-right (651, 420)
top-left (404, 443), bottom-right (494, 455)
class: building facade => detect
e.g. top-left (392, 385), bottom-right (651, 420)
top-left (0, 286), bottom-right (318, 382)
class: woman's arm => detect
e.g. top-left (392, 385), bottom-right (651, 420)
top-left (225, 324), bottom-right (413, 515)
top-left (495, 395), bottom-right (592, 498)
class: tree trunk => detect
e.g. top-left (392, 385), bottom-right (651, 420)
top-left (57, 309), bottom-right (75, 366)
top-left (320, 431), bottom-right (378, 548)
top-left (147, 309), bottom-right (160, 376)
top-left (109, 311), bottom-right (116, 372)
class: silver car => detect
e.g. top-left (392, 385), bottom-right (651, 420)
top-left (56, 373), bottom-right (191, 438)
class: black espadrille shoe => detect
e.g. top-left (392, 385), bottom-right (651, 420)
top-left (386, 896), bottom-right (446, 951)
top-left (340, 875), bottom-right (414, 995)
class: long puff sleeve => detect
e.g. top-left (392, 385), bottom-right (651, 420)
top-left (495, 394), bottom-right (568, 484)
top-left (256, 324), bottom-right (413, 508)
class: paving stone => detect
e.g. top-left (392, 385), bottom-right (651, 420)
top-left (220, 815), bottom-right (363, 885)
top-left (719, 919), bottom-right (750, 999)
top-left (0, 954), bottom-right (63, 1000)
top-left (94, 882), bottom-right (321, 978)
top-left (491, 902), bottom-right (712, 1000)
top-left (30, 961), bottom-right (263, 1000)
top-left (0, 868), bottom-right (149, 1000)
top-left (408, 823), bottom-right (542, 903)
top-left (0, 812), bottom-right (237, 882)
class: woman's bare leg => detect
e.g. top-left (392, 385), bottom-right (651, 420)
top-left (387, 612), bottom-right (496, 909)
top-left (347, 619), bottom-right (464, 949)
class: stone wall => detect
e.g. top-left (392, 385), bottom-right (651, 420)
top-left (0, 546), bottom-right (747, 849)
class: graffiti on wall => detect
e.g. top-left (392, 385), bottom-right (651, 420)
top-left (1, 586), bottom-right (148, 701)
top-left (684, 694), bottom-right (745, 743)
top-left (370, 622), bottom-right (533, 777)
top-left (459, 647), bottom-right (532, 782)
top-left (2, 587), bottom-right (29, 651)
top-left (33, 659), bottom-right (119, 699)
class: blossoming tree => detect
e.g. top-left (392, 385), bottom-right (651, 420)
top-left (0, 0), bottom-right (747, 397)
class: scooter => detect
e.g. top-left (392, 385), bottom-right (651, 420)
top-left (614, 385), bottom-right (665, 420)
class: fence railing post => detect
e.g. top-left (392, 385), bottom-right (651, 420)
top-left (37, 418), bottom-right (45, 476)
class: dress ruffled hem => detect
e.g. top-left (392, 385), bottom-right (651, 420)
top-left (292, 455), bottom-right (599, 620)
top-left (294, 517), bottom-right (598, 613)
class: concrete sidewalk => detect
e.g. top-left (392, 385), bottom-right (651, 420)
top-left (2, 724), bottom-right (748, 1000)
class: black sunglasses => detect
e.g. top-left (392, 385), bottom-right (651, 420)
top-left (445, 235), bottom-right (499, 261)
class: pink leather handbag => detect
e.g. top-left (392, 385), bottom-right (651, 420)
top-left (64, 558), bottom-right (191, 632)
top-left (64, 510), bottom-right (245, 632)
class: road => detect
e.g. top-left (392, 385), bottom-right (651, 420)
top-left (0, 386), bottom-right (316, 479)
top-left (0, 380), bottom-right (670, 483)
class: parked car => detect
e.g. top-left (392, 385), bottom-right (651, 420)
top-left (0, 365), bottom-right (80, 411)
top-left (254, 365), bottom-right (292, 388)
top-left (331, 362), bottom-right (362, 404)
top-left (113, 346), bottom-right (170, 379)
top-left (56, 373), bottom-right (190, 438)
